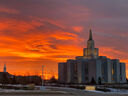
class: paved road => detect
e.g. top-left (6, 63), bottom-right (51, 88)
top-left (0, 87), bottom-right (127, 96)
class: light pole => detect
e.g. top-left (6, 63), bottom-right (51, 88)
top-left (42, 65), bottom-right (44, 86)
top-left (40, 65), bottom-right (45, 90)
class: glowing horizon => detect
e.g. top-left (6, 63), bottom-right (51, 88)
top-left (0, 0), bottom-right (128, 80)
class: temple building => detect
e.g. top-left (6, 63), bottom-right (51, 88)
top-left (58, 29), bottom-right (126, 84)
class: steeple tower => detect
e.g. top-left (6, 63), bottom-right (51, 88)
top-left (87, 29), bottom-right (95, 49)
top-left (4, 64), bottom-right (6, 72)
top-left (83, 29), bottom-right (99, 58)
top-left (89, 29), bottom-right (93, 40)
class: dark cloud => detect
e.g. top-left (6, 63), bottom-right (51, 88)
top-left (0, 0), bottom-right (128, 77)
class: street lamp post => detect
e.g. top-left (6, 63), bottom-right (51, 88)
top-left (40, 65), bottom-right (45, 90)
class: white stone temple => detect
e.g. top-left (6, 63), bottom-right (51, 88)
top-left (58, 29), bottom-right (126, 84)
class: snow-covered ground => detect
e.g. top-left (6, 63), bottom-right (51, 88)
top-left (85, 88), bottom-right (128, 95)
top-left (1, 85), bottom-right (128, 96)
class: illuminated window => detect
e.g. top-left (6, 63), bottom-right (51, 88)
top-left (112, 69), bottom-right (114, 75)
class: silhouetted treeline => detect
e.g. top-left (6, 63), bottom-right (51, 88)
top-left (11, 75), bottom-right (42, 85)
top-left (0, 72), bottom-right (42, 85)
top-left (0, 72), bottom-right (59, 86)
top-left (46, 76), bottom-right (58, 83)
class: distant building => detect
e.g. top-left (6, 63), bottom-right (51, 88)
top-left (0, 64), bottom-right (13, 84)
top-left (4, 64), bottom-right (6, 72)
top-left (58, 29), bottom-right (126, 84)
top-left (0, 64), bottom-right (42, 85)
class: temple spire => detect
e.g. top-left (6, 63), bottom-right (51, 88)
top-left (89, 29), bottom-right (93, 40)
top-left (4, 64), bottom-right (6, 72)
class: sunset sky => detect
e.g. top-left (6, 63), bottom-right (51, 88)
top-left (0, 0), bottom-right (128, 79)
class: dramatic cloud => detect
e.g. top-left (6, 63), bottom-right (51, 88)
top-left (0, 0), bottom-right (128, 79)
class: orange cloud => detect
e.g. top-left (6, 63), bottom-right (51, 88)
top-left (0, 17), bottom-right (81, 78)
top-left (0, 3), bottom-right (127, 80)
top-left (51, 31), bottom-right (78, 40)
top-left (72, 26), bottom-right (83, 32)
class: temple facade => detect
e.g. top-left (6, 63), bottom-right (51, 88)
top-left (58, 30), bottom-right (126, 84)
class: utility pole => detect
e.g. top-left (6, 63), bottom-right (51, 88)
top-left (40, 65), bottom-right (45, 90)
top-left (42, 65), bottom-right (44, 86)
